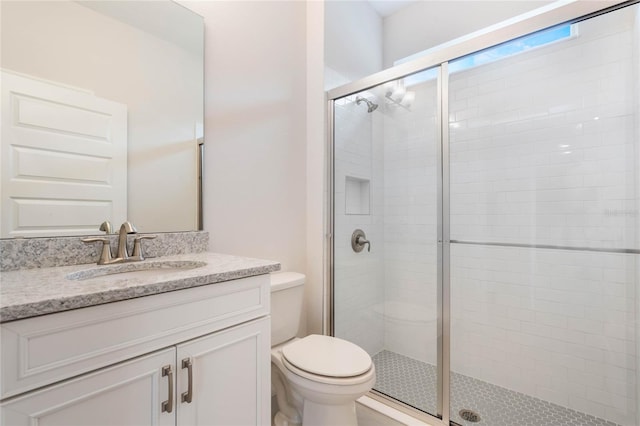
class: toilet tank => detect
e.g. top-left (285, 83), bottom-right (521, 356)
top-left (270, 272), bottom-right (305, 346)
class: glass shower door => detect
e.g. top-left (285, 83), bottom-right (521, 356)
top-left (332, 67), bottom-right (443, 418)
top-left (448, 4), bottom-right (639, 425)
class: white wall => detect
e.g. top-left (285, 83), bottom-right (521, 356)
top-left (324, 0), bottom-right (383, 89)
top-left (181, 1), bottom-right (307, 275)
top-left (383, 0), bottom-right (552, 68)
top-left (306, 0), bottom-right (326, 335)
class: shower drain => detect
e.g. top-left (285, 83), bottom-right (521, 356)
top-left (459, 409), bottom-right (481, 423)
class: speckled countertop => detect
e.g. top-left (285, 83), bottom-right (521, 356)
top-left (0, 252), bottom-right (280, 323)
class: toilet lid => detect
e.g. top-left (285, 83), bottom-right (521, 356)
top-left (282, 335), bottom-right (372, 378)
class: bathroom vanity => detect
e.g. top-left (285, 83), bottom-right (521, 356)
top-left (0, 252), bottom-right (279, 425)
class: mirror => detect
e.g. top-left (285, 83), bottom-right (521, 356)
top-left (0, 1), bottom-right (204, 238)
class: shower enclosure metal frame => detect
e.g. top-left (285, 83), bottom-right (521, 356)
top-left (325, 1), bottom-right (637, 425)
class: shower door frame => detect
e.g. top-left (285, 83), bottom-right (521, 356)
top-left (325, 1), bottom-right (636, 425)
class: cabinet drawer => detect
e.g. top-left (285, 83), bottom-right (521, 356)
top-left (1, 274), bottom-right (269, 399)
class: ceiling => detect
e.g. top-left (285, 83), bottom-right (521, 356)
top-left (367, 0), bottom-right (418, 17)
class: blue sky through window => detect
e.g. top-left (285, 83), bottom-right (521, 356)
top-left (449, 24), bottom-right (573, 73)
top-left (399, 24), bottom-right (574, 87)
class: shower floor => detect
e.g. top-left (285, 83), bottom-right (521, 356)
top-left (372, 350), bottom-right (620, 426)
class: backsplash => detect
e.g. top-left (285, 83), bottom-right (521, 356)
top-left (0, 231), bottom-right (209, 271)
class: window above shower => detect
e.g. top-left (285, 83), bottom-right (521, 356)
top-left (398, 23), bottom-right (576, 87)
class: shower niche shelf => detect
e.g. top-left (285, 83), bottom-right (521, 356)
top-left (345, 176), bottom-right (370, 215)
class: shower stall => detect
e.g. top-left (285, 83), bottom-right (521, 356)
top-left (328, 2), bottom-right (640, 425)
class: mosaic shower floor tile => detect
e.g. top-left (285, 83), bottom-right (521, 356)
top-left (372, 350), bottom-right (621, 426)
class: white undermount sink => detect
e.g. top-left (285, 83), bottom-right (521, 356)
top-left (66, 260), bottom-right (207, 281)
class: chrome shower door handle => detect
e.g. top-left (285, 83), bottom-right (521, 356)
top-left (351, 229), bottom-right (371, 253)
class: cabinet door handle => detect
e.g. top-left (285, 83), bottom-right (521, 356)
top-left (181, 358), bottom-right (193, 403)
top-left (162, 365), bottom-right (174, 413)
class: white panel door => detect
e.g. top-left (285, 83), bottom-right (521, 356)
top-left (176, 317), bottom-right (271, 426)
top-left (0, 70), bottom-right (127, 237)
top-left (0, 348), bottom-right (176, 426)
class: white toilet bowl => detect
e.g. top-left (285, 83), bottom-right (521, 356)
top-left (269, 272), bottom-right (375, 426)
top-left (271, 335), bottom-right (376, 426)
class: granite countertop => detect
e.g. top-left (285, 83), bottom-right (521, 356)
top-left (0, 252), bottom-right (280, 323)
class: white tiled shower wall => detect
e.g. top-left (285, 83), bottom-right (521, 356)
top-left (449, 7), bottom-right (639, 425)
top-left (333, 97), bottom-right (385, 355)
top-left (451, 245), bottom-right (637, 424)
top-left (449, 9), bottom-right (638, 250)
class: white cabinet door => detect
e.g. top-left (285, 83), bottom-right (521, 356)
top-left (0, 348), bottom-right (175, 426)
top-left (176, 317), bottom-right (271, 426)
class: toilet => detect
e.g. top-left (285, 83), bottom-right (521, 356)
top-left (270, 272), bottom-right (376, 426)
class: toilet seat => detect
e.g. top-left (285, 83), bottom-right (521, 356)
top-left (281, 355), bottom-right (375, 386)
top-left (281, 335), bottom-right (372, 384)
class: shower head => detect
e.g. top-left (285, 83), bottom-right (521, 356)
top-left (355, 96), bottom-right (378, 113)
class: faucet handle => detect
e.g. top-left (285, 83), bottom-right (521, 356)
top-left (351, 229), bottom-right (371, 253)
top-left (131, 235), bottom-right (157, 261)
top-left (357, 235), bottom-right (371, 252)
top-left (82, 237), bottom-right (113, 265)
